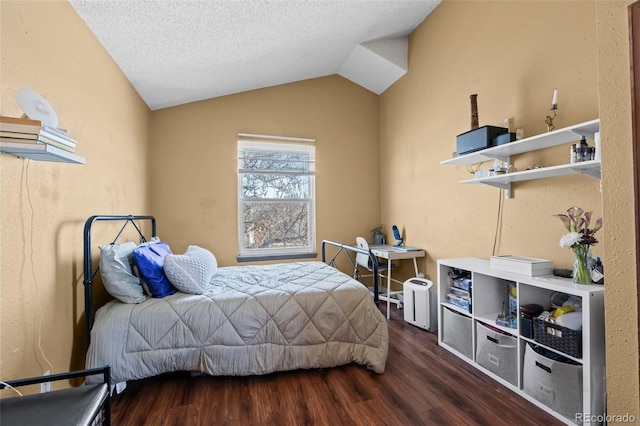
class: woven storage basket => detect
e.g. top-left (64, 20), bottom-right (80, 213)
top-left (533, 317), bottom-right (582, 358)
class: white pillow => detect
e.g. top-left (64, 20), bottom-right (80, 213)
top-left (100, 241), bottom-right (146, 303)
top-left (163, 246), bottom-right (217, 294)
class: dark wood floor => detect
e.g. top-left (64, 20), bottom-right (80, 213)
top-left (110, 305), bottom-right (561, 425)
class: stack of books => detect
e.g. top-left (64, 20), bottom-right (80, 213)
top-left (0, 116), bottom-right (77, 153)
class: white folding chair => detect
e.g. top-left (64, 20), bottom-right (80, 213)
top-left (354, 237), bottom-right (396, 298)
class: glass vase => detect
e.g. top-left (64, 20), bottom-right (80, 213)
top-left (572, 244), bottom-right (592, 284)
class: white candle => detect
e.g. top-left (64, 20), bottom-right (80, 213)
top-left (552, 88), bottom-right (558, 107)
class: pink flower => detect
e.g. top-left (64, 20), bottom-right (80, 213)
top-left (554, 206), bottom-right (602, 248)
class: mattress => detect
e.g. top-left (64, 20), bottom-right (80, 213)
top-left (86, 261), bottom-right (388, 383)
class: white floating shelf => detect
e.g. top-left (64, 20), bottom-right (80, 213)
top-left (442, 119), bottom-right (600, 166)
top-left (0, 141), bottom-right (85, 164)
top-left (442, 118), bottom-right (600, 198)
top-left (460, 160), bottom-right (601, 188)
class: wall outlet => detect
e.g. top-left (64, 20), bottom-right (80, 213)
top-left (40, 370), bottom-right (52, 393)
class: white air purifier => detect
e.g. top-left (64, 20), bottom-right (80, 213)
top-left (403, 277), bottom-right (437, 332)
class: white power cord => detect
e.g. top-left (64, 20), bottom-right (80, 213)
top-left (0, 381), bottom-right (24, 397)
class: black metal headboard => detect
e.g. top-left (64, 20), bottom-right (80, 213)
top-left (83, 215), bottom-right (156, 349)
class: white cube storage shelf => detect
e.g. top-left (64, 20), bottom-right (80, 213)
top-left (437, 257), bottom-right (605, 426)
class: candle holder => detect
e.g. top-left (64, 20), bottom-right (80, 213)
top-left (545, 104), bottom-right (558, 132)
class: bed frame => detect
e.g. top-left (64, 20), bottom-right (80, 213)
top-left (83, 215), bottom-right (156, 349)
top-left (82, 215), bottom-right (380, 349)
top-left (321, 239), bottom-right (380, 305)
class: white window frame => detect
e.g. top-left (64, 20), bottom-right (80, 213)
top-left (237, 134), bottom-right (316, 260)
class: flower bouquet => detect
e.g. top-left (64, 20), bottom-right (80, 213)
top-left (554, 206), bottom-right (602, 284)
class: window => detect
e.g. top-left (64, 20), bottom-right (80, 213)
top-left (237, 134), bottom-right (316, 260)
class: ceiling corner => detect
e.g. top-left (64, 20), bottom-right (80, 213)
top-left (338, 36), bottom-right (408, 95)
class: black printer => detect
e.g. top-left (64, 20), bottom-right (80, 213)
top-left (456, 125), bottom-right (508, 156)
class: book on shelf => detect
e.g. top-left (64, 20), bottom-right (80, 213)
top-left (0, 140), bottom-right (79, 159)
top-left (41, 138), bottom-right (75, 152)
top-left (0, 130), bottom-right (77, 146)
top-left (38, 128), bottom-right (77, 147)
top-left (0, 116), bottom-right (40, 125)
top-left (0, 116), bottom-right (43, 134)
top-left (391, 246), bottom-right (422, 252)
top-left (0, 131), bottom-right (38, 140)
top-left (0, 136), bottom-right (75, 153)
top-left (0, 140), bottom-right (49, 150)
top-left (42, 125), bottom-right (74, 141)
top-left (0, 131), bottom-right (76, 148)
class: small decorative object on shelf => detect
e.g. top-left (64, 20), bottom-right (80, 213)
top-left (515, 128), bottom-right (524, 140)
top-left (594, 131), bottom-right (601, 161)
top-left (470, 94), bottom-right (479, 129)
top-left (554, 206), bottom-right (602, 284)
top-left (545, 88), bottom-right (559, 132)
top-left (591, 256), bottom-right (605, 284)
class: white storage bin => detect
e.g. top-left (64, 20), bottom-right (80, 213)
top-left (442, 306), bottom-right (472, 359)
top-left (523, 344), bottom-right (583, 422)
top-left (475, 322), bottom-right (518, 386)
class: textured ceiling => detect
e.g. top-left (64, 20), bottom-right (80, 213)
top-left (69, 0), bottom-right (441, 110)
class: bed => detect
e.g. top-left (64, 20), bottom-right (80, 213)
top-left (83, 215), bottom-right (388, 386)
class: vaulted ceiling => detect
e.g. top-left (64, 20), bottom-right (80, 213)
top-left (70, 0), bottom-right (441, 110)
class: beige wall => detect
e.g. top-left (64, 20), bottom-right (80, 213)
top-left (149, 76), bottom-right (380, 267)
top-left (380, 0), bottom-right (638, 420)
top-left (1, 1), bottom-right (150, 386)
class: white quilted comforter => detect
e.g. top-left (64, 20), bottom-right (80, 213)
top-left (86, 261), bottom-right (388, 384)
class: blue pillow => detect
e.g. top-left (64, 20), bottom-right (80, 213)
top-left (133, 241), bottom-right (176, 298)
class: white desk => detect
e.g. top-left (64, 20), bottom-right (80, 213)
top-left (369, 245), bottom-right (426, 319)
